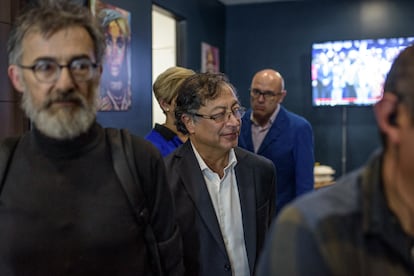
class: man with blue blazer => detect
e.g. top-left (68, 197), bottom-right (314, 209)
top-left (165, 73), bottom-right (276, 276)
top-left (239, 69), bottom-right (314, 215)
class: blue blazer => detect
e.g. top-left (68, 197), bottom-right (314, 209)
top-left (164, 141), bottom-right (276, 276)
top-left (239, 106), bottom-right (315, 215)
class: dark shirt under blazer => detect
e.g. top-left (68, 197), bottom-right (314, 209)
top-left (164, 141), bottom-right (276, 276)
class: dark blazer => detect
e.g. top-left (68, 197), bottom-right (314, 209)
top-left (239, 106), bottom-right (315, 215)
top-left (164, 141), bottom-right (276, 276)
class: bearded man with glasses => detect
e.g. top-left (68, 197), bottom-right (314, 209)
top-left (2, 0), bottom-right (184, 274)
top-left (239, 69), bottom-right (315, 216)
top-left (165, 72), bottom-right (276, 276)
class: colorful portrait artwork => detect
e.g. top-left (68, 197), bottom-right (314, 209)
top-left (201, 42), bottom-right (220, 73)
top-left (90, 0), bottom-right (132, 111)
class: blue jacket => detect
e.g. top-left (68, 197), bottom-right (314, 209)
top-left (239, 106), bottom-right (315, 215)
top-left (145, 124), bottom-right (183, 157)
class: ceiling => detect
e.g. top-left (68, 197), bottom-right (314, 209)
top-left (218, 0), bottom-right (297, 5)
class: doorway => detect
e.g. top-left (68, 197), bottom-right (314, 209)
top-left (152, 5), bottom-right (177, 126)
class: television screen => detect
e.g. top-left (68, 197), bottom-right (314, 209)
top-left (311, 36), bottom-right (414, 106)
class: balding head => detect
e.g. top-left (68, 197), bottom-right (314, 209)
top-left (250, 69), bottom-right (286, 126)
top-left (252, 69), bottom-right (285, 91)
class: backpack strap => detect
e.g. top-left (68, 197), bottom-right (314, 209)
top-left (106, 128), bottom-right (163, 275)
top-left (0, 137), bottom-right (20, 194)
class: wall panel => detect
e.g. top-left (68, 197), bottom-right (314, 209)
top-left (226, 0), bottom-right (414, 175)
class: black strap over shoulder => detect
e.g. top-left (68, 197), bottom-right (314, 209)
top-left (106, 128), bottom-right (164, 276)
top-left (0, 137), bottom-right (20, 194)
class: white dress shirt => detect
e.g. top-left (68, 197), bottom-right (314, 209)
top-left (191, 143), bottom-right (250, 276)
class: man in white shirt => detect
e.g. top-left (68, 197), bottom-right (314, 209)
top-left (165, 72), bottom-right (276, 276)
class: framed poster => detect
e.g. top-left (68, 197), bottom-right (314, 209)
top-left (90, 0), bottom-right (132, 111)
top-left (201, 42), bottom-right (219, 73)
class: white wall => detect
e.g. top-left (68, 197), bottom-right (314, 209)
top-left (152, 7), bottom-right (176, 126)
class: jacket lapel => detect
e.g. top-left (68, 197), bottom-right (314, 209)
top-left (176, 142), bottom-right (227, 255)
top-left (234, 148), bottom-right (257, 271)
top-left (240, 110), bottom-right (254, 151)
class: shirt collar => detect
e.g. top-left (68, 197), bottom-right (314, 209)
top-left (361, 149), bottom-right (391, 233)
top-left (361, 149), bottom-right (414, 257)
top-left (154, 123), bottom-right (178, 141)
top-left (190, 141), bottom-right (237, 172)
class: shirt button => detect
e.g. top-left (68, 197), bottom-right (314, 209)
top-left (224, 264), bottom-right (231, 271)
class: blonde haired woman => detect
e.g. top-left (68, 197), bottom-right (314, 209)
top-left (145, 66), bottom-right (195, 156)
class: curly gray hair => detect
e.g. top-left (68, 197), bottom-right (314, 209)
top-left (8, 0), bottom-right (106, 65)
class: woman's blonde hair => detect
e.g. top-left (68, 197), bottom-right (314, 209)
top-left (153, 66), bottom-right (195, 105)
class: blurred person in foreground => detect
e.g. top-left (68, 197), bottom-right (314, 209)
top-left (2, 0), bottom-right (183, 274)
top-left (165, 72), bottom-right (276, 275)
top-left (239, 69), bottom-right (315, 215)
top-left (145, 66), bottom-right (195, 156)
top-left (257, 44), bottom-right (414, 275)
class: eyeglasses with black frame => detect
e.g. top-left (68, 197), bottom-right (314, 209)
top-left (250, 88), bottom-right (283, 100)
top-left (192, 106), bottom-right (246, 123)
top-left (18, 57), bottom-right (99, 83)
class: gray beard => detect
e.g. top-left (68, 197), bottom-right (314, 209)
top-left (21, 89), bottom-right (99, 140)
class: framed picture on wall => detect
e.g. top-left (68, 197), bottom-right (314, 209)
top-left (90, 0), bottom-right (132, 111)
top-left (201, 42), bottom-right (219, 73)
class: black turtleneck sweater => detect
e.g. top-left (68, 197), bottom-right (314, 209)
top-left (0, 124), bottom-right (154, 275)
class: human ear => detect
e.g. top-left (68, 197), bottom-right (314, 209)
top-left (97, 64), bottom-right (103, 75)
top-left (388, 109), bottom-right (398, 126)
top-left (159, 99), bottom-right (171, 113)
top-left (8, 65), bottom-right (25, 93)
top-left (375, 92), bottom-right (400, 144)
top-left (182, 114), bottom-right (195, 134)
top-left (279, 89), bottom-right (287, 103)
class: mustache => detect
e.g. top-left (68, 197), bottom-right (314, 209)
top-left (43, 90), bottom-right (85, 109)
top-left (222, 127), bottom-right (240, 135)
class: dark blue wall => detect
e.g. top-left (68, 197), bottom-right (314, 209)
top-left (85, 0), bottom-right (414, 177)
top-left (225, 0), bottom-right (414, 177)
top-left (96, 0), bottom-right (225, 136)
